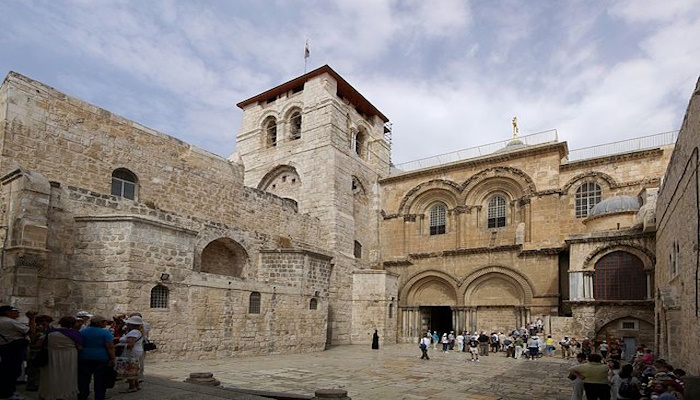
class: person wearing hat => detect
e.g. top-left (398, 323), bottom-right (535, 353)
top-left (116, 315), bottom-right (144, 392)
top-left (75, 311), bottom-right (94, 331)
top-left (0, 305), bottom-right (37, 399)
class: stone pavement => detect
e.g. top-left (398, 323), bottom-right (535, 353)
top-left (16, 344), bottom-right (578, 399)
top-left (148, 344), bottom-right (577, 400)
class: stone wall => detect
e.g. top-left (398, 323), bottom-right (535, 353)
top-left (655, 77), bottom-right (700, 374)
top-left (0, 72), bottom-right (332, 359)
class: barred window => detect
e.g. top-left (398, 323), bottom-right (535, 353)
top-left (249, 292), bottom-right (261, 314)
top-left (594, 251), bottom-right (646, 300)
top-left (111, 168), bottom-right (137, 200)
top-left (309, 298), bottom-right (318, 310)
top-left (150, 285), bottom-right (169, 308)
top-left (487, 195), bottom-right (507, 228)
top-left (575, 182), bottom-right (601, 218)
top-left (429, 204), bottom-right (446, 235)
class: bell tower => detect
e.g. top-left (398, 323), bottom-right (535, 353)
top-left (234, 65), bottom-right (393, 344)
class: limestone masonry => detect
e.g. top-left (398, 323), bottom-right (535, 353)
top-left (0, 65), bottom-right (697, 374)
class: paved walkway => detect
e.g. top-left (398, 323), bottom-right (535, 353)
top-left (16, 344), bottom-right (578, 399)
top-left (147, 344), bottom-right (577, 400)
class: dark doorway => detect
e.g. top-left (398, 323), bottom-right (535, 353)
top-left (423, 306), bottom-right (452, 335)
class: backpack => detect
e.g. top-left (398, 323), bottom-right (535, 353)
top-left (419, 342), bottom-right (427, 350)
top-left (618, 378), bottom-right (641, 399)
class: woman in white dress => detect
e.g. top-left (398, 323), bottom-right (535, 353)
top-left (117, 315), bottom-right (144, 392)
top-left (38, 316), bottom-right (83, 400)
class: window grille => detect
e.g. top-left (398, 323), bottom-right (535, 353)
top-left (150, 285), bottom-right (169, 308)
top-left (575, 182), bottom-right (601, 218)
top-left (621, 321), bottom-right (637, 330)
top-left (249, 291), bottom-right (261, 314)
top-left (429, 204), bottom-right (446, 235)
top-left (111, 168), bottom-right (137, 200)
top-left (594, 251), bottom-right (646, 300)
top-left (487, 195), bottom-right (506, 228)
top-left (309, 298), bottom-right (318, 310)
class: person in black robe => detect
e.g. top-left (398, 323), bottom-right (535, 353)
top-left (371, 329), bottom-right (379, 349)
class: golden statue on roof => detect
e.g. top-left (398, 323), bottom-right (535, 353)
top-left (512, 117), bottom-right (519, 138)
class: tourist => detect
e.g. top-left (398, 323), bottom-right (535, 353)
top-left (39, 316), bottom-right (83, 400)
top-left (75, 311), bottom-right (93, 331)
top-left (570, 353), bottom-right (611, 400)
top-left (78, 315), bottom-right (115, 400)
top-left (456, 331), bottom-right (464, 352)
top-left (0, 305), bottom-right (36, 400)
top-left (599, 340), bottom-right (609, 359)
top-left (568, 352), bottom-right (587, 400)
top-left (448, 331), bottom-right (455, 350)
top-left (117, 315), bottom-right (145, 392)
top-left (514, 335), bottom-right (524, 360)
top-left (490, 332), bottom-right (499, 353)
top-left (478, 331), bottom-right (489, 356)
top-left (24, 314), bottom-right (53, 392)
top-left (545, 335), bottom-right (556, 357)
top-left (527, 335), bottom-right (540, 360)
top-left (441, 333), bottom-right (449, 353)
top-left (468, 335), bottom-right (480, 362)
top-left (431, 331), bottom-right (439, 350)
top-left (371, 329), bottom-right (379, 350)
top-left (419, 334), bottom-right (431, 360)
top-left (612, 364), bottom-right (640, 400)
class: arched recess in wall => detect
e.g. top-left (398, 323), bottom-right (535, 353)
top-left (200, 237), bottom-right (249, 277)
top-left (257, 165), bottom-right (302, 205)
top-left (462, 170), bottom-right (532, 205)
top-left (460, 266), bottom-right (534, 306)
top-left (562, 171), bottom-right (618, 194)
top-left (400, 270), bottom-right (460, 306)
top-left (584, 244), bottom-right (655, 271)
top-left (595, 310), bottom-right (654, 332)
top-left (399, 180), bottom-right (461, 217)
top-left (352, 176), bottom-right (369, 255)
top-left (283, 105), bottom-right (303, 141)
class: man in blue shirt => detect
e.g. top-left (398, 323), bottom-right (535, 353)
top-left (78, 315), bottom-right (115, 400)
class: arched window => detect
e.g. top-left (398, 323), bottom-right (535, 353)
top-left (429, 203), bottom-right (446, 235)
top-left (354, 240), bottom-right (362, 258)
top-left (487, 195), bottom-right (507, 228)
top-left (249, 291), bottom-right (261, 314)
top-left (352, 127), bottom-right (367, 158)
top-left (575, 182), bottom-right (601, 218)
top-left (594, 251), bottom-right (646, 300)
top-left (264, 117), bottom-right (277, 147)
top-left (309, 298), bottom-right (318, 310)
top-left (150, 285), bottom-right (169, 308)
top-left (289, 110), bottom-right (302, 140)
top-left (111, 168), bottom-right (137, 200)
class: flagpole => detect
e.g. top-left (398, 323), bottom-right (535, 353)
top-left (304, 39), bottom-right (310, 73)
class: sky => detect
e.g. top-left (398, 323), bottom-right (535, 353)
top-left (1, 0), bottom-right (699, 166)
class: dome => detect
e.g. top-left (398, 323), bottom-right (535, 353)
top-left (588, 195), bottom-right (640, 218)
top-left (494, 138), bottom-right (527, 153)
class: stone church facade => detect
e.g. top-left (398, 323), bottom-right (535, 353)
top-left (0, 66), bottom-right (686, 365)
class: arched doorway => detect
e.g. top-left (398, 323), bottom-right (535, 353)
top-left (400, 274), bottom-right (458, 342)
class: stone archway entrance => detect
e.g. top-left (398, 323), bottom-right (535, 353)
top-left (400, 274), bottom-right (457, 342)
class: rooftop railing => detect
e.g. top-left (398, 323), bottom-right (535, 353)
top-left (392, 129), bottom-right (559, 172)
top-left (566, 131), bottom-right (678, 162)
top-left (390, 130), bottom-right (677, 174)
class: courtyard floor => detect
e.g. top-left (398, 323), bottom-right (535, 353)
top-left (147, 343), bottom-right (578, 400)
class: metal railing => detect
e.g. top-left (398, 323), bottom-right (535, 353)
top-left (392, 129), bottom-right (559, 172)
top-left (566, 131), bottom-right (678, 162)
top-left (390, 130), bottom-right (678, 174)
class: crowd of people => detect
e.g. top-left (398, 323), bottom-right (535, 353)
top-left (416, 322), bottom-right (688, 400)
top-left (0, 304), bottom-right (152, 400)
